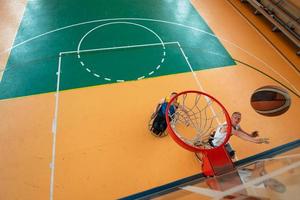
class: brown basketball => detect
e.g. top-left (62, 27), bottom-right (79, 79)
top-left (250, 86), bottom-right (291, 116)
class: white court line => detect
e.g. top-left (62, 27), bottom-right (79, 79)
top-left (93, 73), bottom-right (100, 77)
top-left (148, 71), bottom-right (154, 75)
top-left (61, 41), bottom-right (177, 82)
top-left (176, 42), bottom-right (221, 125)
top-left (76, 21), bottom-right (168, 82)
top-left (50, 53), bottom-right (62, 200)
top-left (61, 41), bottom-right (178, 55)
top-left (176, 42), bottom-right (204, 91)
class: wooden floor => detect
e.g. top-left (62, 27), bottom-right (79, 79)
top-left (0, 0), bottom-right (299, 199)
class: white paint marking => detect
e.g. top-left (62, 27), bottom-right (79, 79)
top-left (76, 22), bottom-right (173, 82)
top-left (93, 73), bottom-right (100, 77)
top-left (50, 55), bottom-right (62, 200)
top-left (1, 18), bottom-right (183, 55)
top-left (138, 76), bottom-right (145, 80)
top-left (68, 41), bottom-right (176, 82)
top-left (61, 41), bottom-right (177, 54)
top-left (104, 78), bottom-right (111, 81)
top-left (77, 22), bottom-right (166, 55)
top-left (77, 54), bottom-right (80, 59)
top-left (177, 42), bottom-right (204, 91)
top-left (177, 42), bottom-right (221, 125)
top-left (117, 80), bottom-right (125, 82)
top-left (51, 119), bottom-right (56, 134)
top-left (77, 42), bottom-right (165, 53)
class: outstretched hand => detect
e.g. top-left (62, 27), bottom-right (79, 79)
top-left (251, 131), bottom-right (259, 137)
top-left (258, 137), bottom-right (270, 144)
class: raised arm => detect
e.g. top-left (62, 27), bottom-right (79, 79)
top-left (232, 129), bottom-right (269, 144)
top-left (239, 126), bottom-right (259, 137)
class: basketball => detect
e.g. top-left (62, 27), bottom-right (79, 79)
top-left (250, 85), bottom-right (291, 116)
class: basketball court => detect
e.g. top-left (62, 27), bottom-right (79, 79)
top-left (0, 0), bottom-right (299, 199)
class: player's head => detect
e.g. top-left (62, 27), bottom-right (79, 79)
top-left (231, 112), bottom-right (241, 126)
top-left (170, 92), bottom-right (178, 102)
top-left (170, 92), bottom-right (178, 97)
top-left (165, 92), bottom-right (178, 103)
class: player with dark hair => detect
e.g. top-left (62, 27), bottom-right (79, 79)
top-left (149, 92), bottom-right (178, 137)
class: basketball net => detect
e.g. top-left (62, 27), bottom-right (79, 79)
top-left (166, 90), bottom-right (235, 176)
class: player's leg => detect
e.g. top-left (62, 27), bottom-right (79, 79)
top-left (225, 143), bottom-right (236, 160)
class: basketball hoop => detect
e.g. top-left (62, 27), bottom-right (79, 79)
top-left (166, 90), bottom-right (235, 176)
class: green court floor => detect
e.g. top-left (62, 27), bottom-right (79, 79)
top-left (0, 0), bottom-right (234, 100)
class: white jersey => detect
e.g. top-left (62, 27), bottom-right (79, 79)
top-left (212, 123), bottom-right (240, 147)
